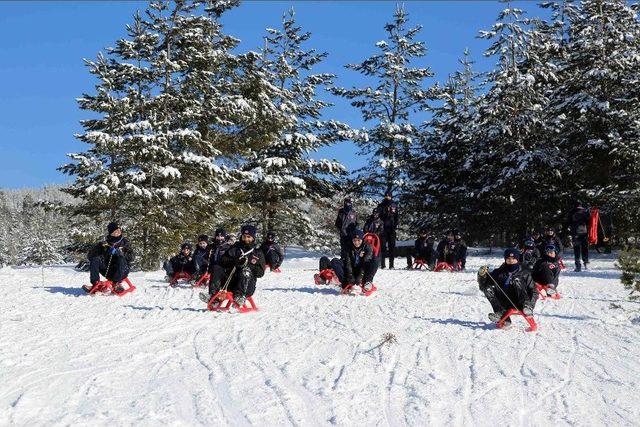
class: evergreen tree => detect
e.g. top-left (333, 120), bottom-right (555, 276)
top-left (331, 5), bottom-right (434, 198)
top-left (470, 4), bottom-right (563, 239)
top-left (407, 49), bottom-right (481, 231)
top-left (60, 1), bottom-right (254, 269)
top-left (231, 8), bottom-right (351, 243)
top-left (618, 246), bottom-right (640, 300)
top-left (551, 0), bottom-right (640, 235)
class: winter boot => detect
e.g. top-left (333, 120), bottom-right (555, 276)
top-left (199, 292), bottom-right (211, 303)
top-left (488, 311), bottom-right (506, 323)
top-left (574, 263), bottom-right (581, 272)
top-left (583, 262), bottom-right (589, 271)
top-left (314, 273), bottom-right (326, 285)
top-left (363, 281), bottom-right (373, 292)
top-left (82, 282), bottom-right (97, 293)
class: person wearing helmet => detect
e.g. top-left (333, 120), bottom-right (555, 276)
top-left (519, 238), bottom-right (541, 270)
top-left (341, 229), bottom-right (377, 292)
top-left (260, 231), bottom-right (285, 272)
top-left (335, 197), bottom-right (358, 252)
top-left (532, 244), bottom-right (561, 296)
top-left (477, 248), bottom-right (538, 325)
top-left (406, 226), bottom-right (435, 269)
top-left (83, 221), bottom-right (134, 293)
top-left (163, 242), bottom-right (196, 281)
top-left (200, 224), bottom-right (265, 307)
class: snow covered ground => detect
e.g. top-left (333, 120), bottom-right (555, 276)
top-left (1, 250), bottom-right (639, 426)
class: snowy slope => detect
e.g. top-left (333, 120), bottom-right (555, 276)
top-left (1, 251), bottom-right (639, 426)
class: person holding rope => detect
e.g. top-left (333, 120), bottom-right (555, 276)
top-left (199, 224), bottom-right (265, 307)
top-left (83, 222), bottom-right (134, 293)
top-left (477, 248), bottom-right (538, 326)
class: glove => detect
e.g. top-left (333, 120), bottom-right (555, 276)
top-left (109, 247), bottom-right (119, 255)
top-left (522, 306), bottom-right (533, 317)
top-left (477, 265), bottom-right (489, 277)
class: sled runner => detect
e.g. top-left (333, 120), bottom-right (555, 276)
top-left (88, 277), bottom-right (136, 297)
top-left (496, 308), bottom-right (537, 332)
top-left (559, 259), bottom-right (566, 270)
top-left (341, 283), bottom-right (377, 297)
top-left (169, 271), bottom-right (194, 286)
top-left (412, 259), bottom-right (429, 270)
top-left (364, 233), bottom-right (381, 257)
top-left (266, 264), bottom-right (282, 273)
top-left (434, 261), bottom-right (454, 272)
top-left (536, 283), bottom-right (561, 300)
top-left (206, 291), bottom-right (259, 313)
top-left (193, 273), bottom-right (210, 288)
top-left (314, 269), bottom-right (340, 286)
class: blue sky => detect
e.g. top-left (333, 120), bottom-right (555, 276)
top-left (0, 1), bottom-right (544, 189)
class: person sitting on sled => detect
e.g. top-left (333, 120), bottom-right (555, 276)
top-left (193, 235), bottom-right (210, 278)
top-left (341, 229), bottom-right (377, 292)
top-left (477, 248), bottom-right (538, 325)
top-left (206, 228), bottom-right (230, 271)
top-left (406, 226), bottom-right (435, 269)
top-left (541, 226), bottom-right (563, 260)
top-left (520, 238), bottom-right (541, 270)
top-left (260, 231), bottom-right (285, 272)
top-left (200, 224), bottom-right (265, 307)
top-left (530, 229), bottom-right (543, 251)
top-left (532, 244), bottom-right (561, 297)
top-left (453, 229), bottom-right (468, 270)
top-left (314, 255), bottom-right (344, 285)
top-left (163, 242), bottom-right (197, 281)
top-left (364, 207), bottom-right (384, 239)
top-left (83, 222), bottom-right (134, 293)
top-left (436, 230), bottom-right (460, 270)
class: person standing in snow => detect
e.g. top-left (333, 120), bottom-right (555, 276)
top-left (200, 225), bottom-right (265, 307)
top-left (83, 222), bottom-right (134, 293)
top-left (377, 192), bottom-right (399, 269)
top-left (335, 197), bottom-right (358, 252)
top-left (477, 248), bottom-right (538, 325)
top-left (260, 231), bottom-right (285, 272)
top-left (341, 229), bottom-right (377, 292)
top-left (567, 201), bottom-right (591, 271)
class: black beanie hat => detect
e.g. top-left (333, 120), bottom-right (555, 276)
top-left (240, 224), bottom-right (257, 238)
top-left (198, 234), bottom-right (209, 243)
top-left (107, 221), bottom-right (119, 234)
top-left (503, 248), bottom-right (520, 260)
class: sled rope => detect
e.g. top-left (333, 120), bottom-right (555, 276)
top-left (485, 269), bottom-right (520, 312)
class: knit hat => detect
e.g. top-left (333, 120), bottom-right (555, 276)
top-left (266, 231), bottom-right (276, 241)
top-left (107, 221), bottom-right (120, 234)
top-left (181, 242), bottom-right (193, 251)
top-left (524, 238), bottom-right (535, 248)
top-left (503, 248), bottom-right (520, 260)
top-left (351, 229), bottom-right (365, 240)
top-left (545, 244), bottom-right (557, 254)
top-left (240, 224), bottom-right (257, 239)
top-left (214, 228), bottom-right (226, 238)
top-left (198, 234), bottom-right (209, 243)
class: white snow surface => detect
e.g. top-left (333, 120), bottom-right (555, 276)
top-left (1, 250), bottom-right (639, 426)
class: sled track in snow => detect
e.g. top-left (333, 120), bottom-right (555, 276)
top-left (1, 254), bottom-right (639, 425)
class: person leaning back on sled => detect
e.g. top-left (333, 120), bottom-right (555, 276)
top-left (83, 222), bottom-right (134, 293)
top-left (477, 248), bottom-right (538, 326)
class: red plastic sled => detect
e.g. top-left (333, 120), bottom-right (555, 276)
top-left (434, 261), bottom-right (454, 272)
top-left (412, 259), bottom-right (429, 270)
top-left (169, 271), bottom-right (194, 286)
top-left (314, 269), bottom-right (340, 286)
top-left (364, 233), bottom-right (381, 257)
top-left (536, 283), bottom-right (561, 300)
top-left (341, 283), bottom-right (377, 297)
top-left (88, 277), bottom-right (136, 297)
top-left (589, 208), bottom-right (599, 245)
top-left (266, 264), bottom-right (282, 273)
top-left (206, 290), bottom-right (259, 313)
top-left (496, 308), bottom-right (537, 332)
top-left (193, 273), bottom-right (210, 288)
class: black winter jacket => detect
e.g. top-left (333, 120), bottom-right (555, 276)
top-left (341, 242), bottom-right (374, 284)
top-left (88, 236), bottom-right (134, 265)
top-left (220, 242), bottom-right (266, 279)
top-left (478, 264), bottom-right (538, 308)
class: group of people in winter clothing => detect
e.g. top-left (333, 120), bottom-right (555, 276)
top-left (406, 227), bottom-right (468, 271)
top-left (83, 222), bottom-right (285, 309)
